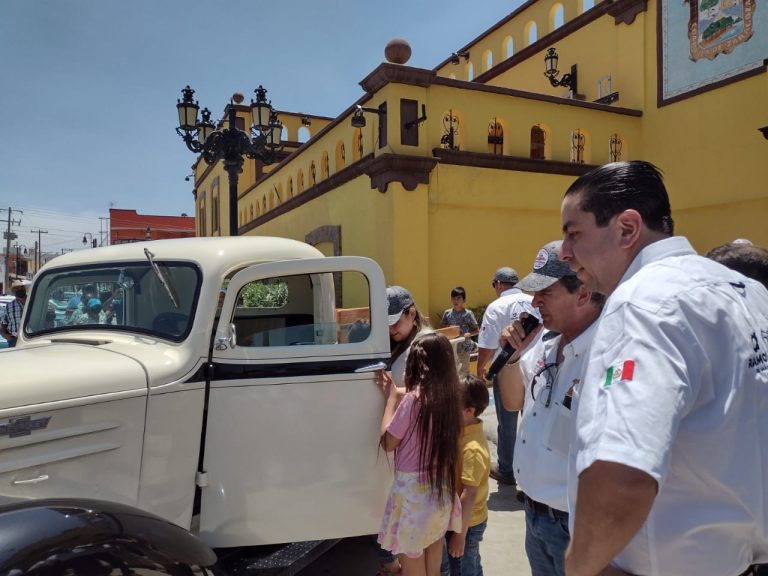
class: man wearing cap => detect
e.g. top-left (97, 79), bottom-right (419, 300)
top-left (477, 266), bottom-right (537, 485)
top-left (0, 280), bottom-right (27, 347)
top-left (496, 241), bottom-right (604, 576)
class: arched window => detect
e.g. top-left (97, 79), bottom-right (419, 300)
top-left (531, 124), bottom-right (547, 159)
top-left (482, 50), bottom-right (493, 72)
top-left (487, 118), bottom-right (504, 155)
top-left (298, 126), bottom-right (311, 143)
top-left (335, 140), bottom-right (345, 171)
top-left (467, 62), bottom-right (474, 81)
top-left (281, 125), bottom-right (289, 143)
top-left (274, 183), bottom-right (283, 205)
top-left (353, 129), bottom-right (363, 161)
top-left (321, 152), bottom-right (329, 179)
top-left (199, 196), bottom-right (206, 236)
top-left (609, 133), bottom-right (624, 162)
top-left (297, 170), bottom-right (305, 193)
top-left (525, 21), bottom-right (538, 46)
top-left (570, 129), bottom-right (589, 163)
top-left (262, 195), bottom-right (267, 214)
top-left (579, 0), bottom-right (595, 13)
top-left (550, 3), bottom-right (565, 30)
top-left (503, 36), bottom-right (514, 59)
top-left (310, 162), bottom-right (317, 186)
top-left (250, 204), bottom-right (254, 220)
top-left (287, 177), bottom-right (294, 199)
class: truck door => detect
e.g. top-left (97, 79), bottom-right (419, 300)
top-left (200, 256), bottom-right (392, 548)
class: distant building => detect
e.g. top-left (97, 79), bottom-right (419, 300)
top-left (110, 209), bottom-right (195, 244)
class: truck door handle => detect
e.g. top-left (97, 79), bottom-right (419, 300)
top-left (13, 475), bottom-right (50, 485)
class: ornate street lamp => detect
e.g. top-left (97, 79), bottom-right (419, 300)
top-left (82, 232), bottom-right (97, 248)
top-left (175, 85), bottom-right (284, 236)
top-left (544, 47), bottom-right (578, 97)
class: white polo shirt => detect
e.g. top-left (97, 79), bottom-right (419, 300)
top-left (515, 321), bottom-right (597, 512)
top-left (478, 288), bottom-right (537, 361)
top-left (571, 236), bottom-right (768, 576)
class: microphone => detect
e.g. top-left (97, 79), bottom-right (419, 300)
top-left (485, 315), bottom-right (541, 381)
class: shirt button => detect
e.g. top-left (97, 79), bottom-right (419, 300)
top-left (533, 412), bottom-right (537, 416)
top-left (522, 439), bottom-right (526, 444)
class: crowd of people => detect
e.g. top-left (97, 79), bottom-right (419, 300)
top-left (374, 161), bottom-right (768, 576)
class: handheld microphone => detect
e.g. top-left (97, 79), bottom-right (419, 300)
top-left (485, 315), bottom-right (541, 381)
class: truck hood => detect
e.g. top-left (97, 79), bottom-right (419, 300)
top-left (0, 344), bottom-right (147, 411)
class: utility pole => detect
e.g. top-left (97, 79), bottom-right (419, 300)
top-left (2, 206), bottom-right (23, 294)
top-left (99, 216), bottom-right (110, 246)
top-left (30, 229), bottom-right (48, 271)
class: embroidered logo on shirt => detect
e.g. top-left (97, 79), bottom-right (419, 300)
top-left (603, 360), bottom-right (635, 388)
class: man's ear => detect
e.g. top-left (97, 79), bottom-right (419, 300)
top-left (576, 283), bottom-right (592, 307)
top-left (616, 209), bottom-right (642, 249)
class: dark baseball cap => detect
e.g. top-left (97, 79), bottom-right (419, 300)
top-left (387, 286), bottom-right (415, 326)
top-left (516, 240), bottom-right (576, 292)
top-left (492, 267), bottom-right (519, 285)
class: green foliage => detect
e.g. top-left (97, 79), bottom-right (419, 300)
top-left (240, 280), bottom-right (288, 308)
top-left (468, 304), bottom-right (488, 324)
top-left (699, 0), bottom-right (718, 12)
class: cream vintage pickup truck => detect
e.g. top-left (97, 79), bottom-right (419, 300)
top-left (0, 237), bottom-right (393, 575)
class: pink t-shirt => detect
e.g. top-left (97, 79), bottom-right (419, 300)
top-left (387, 391), bottom-right (425, 473)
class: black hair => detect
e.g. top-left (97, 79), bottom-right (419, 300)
top-left (565, 161), bottom-right (674, 235)
top-left (706, 243), bottom-right (768, 289)
top-left (450, 286), bottom-right (467, 299)
top-left (558, 276), bottom-right (606, 308)
top-left (460, 374), bottom-right (489, 417)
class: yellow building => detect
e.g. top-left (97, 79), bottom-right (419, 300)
top-left (192, 0), bottom-right (767, 322)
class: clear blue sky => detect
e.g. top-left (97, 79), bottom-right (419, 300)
top-left (0, 0), bottom-right (522, 255)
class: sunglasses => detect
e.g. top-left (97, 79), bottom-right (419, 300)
top-left (531, 362), bottom-right (561, 408)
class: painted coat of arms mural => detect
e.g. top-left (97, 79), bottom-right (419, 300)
top-left (659, 0), bottom-right (765, 105)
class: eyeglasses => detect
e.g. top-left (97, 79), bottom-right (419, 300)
top-left (530, 362), bottom-right (560, 408)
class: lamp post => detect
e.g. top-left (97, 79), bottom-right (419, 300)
top-left (82, 233), bottom-right (96, 248)
top-left (175, 85), bottom-right (284, 237)
top-left (544, 47), bottom-right (578, 97)
top-left (13, 244), bottom-right (28, 277)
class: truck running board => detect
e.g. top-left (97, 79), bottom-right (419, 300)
top-left (214, 539), bottom-right (341, 576)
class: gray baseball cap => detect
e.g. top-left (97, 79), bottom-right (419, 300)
top-left (516, 240), bottom-right (576, 292)
top-left (387, 286), bottom-right (415, 326)
top-left (492, 267), bottom-right (519, 285)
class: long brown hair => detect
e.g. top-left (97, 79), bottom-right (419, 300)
top-left (404, 332), bottom-right (461, 502)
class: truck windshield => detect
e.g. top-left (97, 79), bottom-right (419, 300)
top-left (24, 261), bottom-right (201, 342)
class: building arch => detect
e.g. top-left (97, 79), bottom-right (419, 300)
top-left (608, 132), bottom-right (626, 162)
top-left (297, 169), bottom-right (305, 193)
top-left (467, 62), bottom-right (474, 81)
top-left (281, 125), bottom-right (289, 143)
top-left (524, 20), bottom-right (538, 46)
top-left (261, 195), bottom-right (267, 215)
top-left (482, 49), bottom-right (493, 72)
top-left (250, 203), bottom-right (254, 220)
top-left (274, 183), bottom-right (283, 206)
top-left (287, 177), bottom-right (294, 199)
top-left (487, 117), bottom-right (505, 155)
top-left (310, 161), bottom-right (317, 186)
top-left (353, 129), bottom-right (363, 161)
top-left (570, 128), bottom-right (591, 164)
top-left (335, 140), bottom-right (346, 171)
top-left (549, 3), bottom-right (565, 31)
top-left (578, 0), bottom-right (595, 13)
top-left (321, 152), bottom-right (330, 180)
top-left (503, 36), bottom-right (514, 59)
top-left (298, 126), bottom-right (311, 143)
top-left (530, 123), bottom-right (552, 160)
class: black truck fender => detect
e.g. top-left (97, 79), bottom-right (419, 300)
top-left (0, 498), bottom-right (217, 576)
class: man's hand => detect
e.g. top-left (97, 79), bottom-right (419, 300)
top-left (499, 313), bottom-right (542, 360)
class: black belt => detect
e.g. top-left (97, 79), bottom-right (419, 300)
top-left (522, 493), bottom-right (568, 520)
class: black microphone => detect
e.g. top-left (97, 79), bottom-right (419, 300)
top-left (485, 315), bottom-right (541, 381)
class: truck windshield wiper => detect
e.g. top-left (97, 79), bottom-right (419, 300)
top-left (144, 248), bottom-right (179, 309)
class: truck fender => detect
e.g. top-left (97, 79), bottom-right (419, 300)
top-left (0, 498), bottom-right (216, 575)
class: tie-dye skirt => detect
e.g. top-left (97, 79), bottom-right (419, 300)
top-left (377, 470), bottom-right (462, 558)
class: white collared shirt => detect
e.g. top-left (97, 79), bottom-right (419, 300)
top-left (478, 288), bottom-right (537, 361)
top-left (515, 322), bottom-right (597, 512)
top-left (571, 236), bottom-right (768, 576)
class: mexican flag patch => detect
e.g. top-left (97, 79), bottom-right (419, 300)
top-left (603, 360), bottom-right (635, 388)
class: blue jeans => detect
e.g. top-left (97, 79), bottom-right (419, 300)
top-left (440, 519), bottom-right (487, 576)
top-left (524, 499), bottom-right (569, 576)
top-left (492, 376), bottom-right (517, 481)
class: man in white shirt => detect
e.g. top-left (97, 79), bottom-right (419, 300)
top-left (477, 267), bottom-right (537, 485)
top-left (497, 240), bottom-right (604, 576)
top-left (560, 160), bottom-right (768, 576)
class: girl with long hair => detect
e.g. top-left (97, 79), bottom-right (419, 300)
top-left (377, 332), bottom-right (463, 576)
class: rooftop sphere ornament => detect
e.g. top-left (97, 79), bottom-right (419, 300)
top-left (385, 38), bottom-right (412, 65)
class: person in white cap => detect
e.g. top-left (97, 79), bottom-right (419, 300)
top-left (496, 240), bottom-right (604, 576)
top-left (387, 285), bottom-right (431, 388)
top-left (560, 161), bottom-right (768, 576)
top-left (477, 267), bottom-right (538, 485)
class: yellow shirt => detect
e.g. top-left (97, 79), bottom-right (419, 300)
top-left (458, 420), bottom-right (491, 527)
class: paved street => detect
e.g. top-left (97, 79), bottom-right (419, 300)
top-left (298, 392), bottom-right (532, 576)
